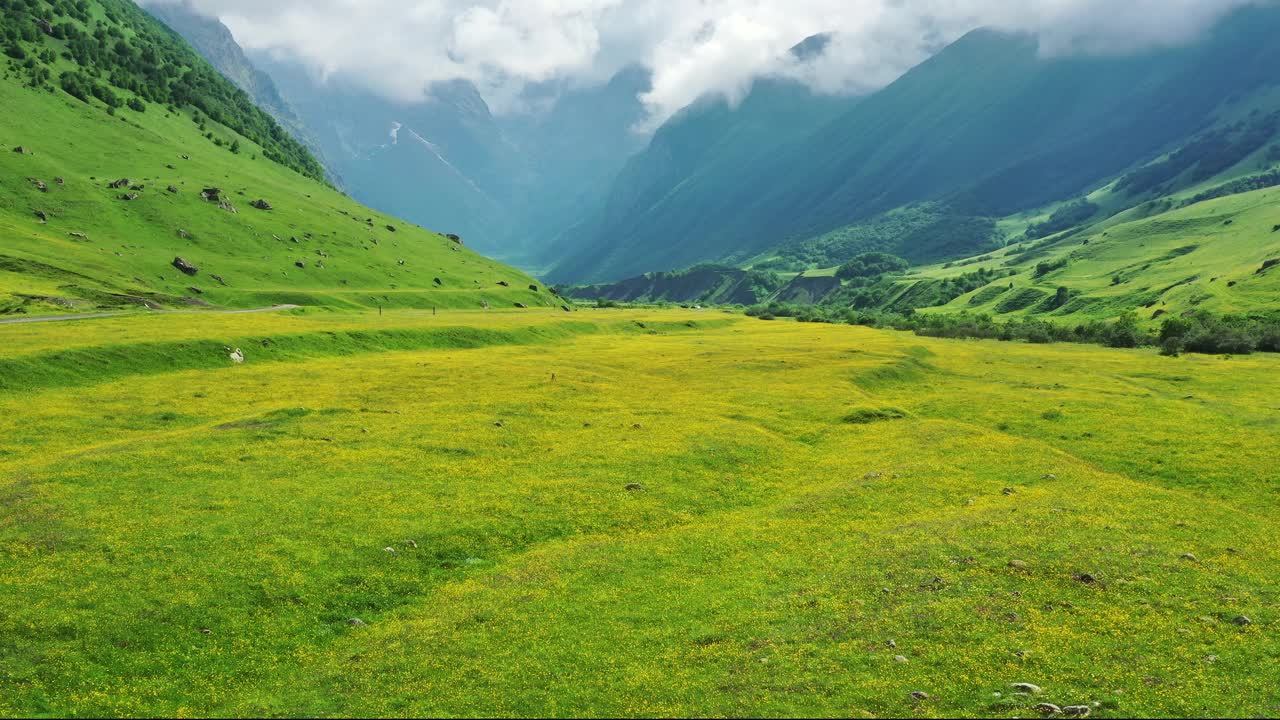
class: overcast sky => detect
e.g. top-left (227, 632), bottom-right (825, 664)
top-left (145, 0), bottom-right (1260, 128)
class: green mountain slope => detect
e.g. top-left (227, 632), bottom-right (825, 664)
top-left (556, 6), bottom-right (1280, 283)
top-left (0, 0), bottom-right (546, 316)
top-left (142, 0), bottom-right (337, 185)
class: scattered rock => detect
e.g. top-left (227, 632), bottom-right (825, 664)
top-left (200, 187), bottom-right (221, 201)
top-left (187, 286), bottom-right (203, 295)
top-left (228, 348), bottom-right (245, 364)
top-left (218, 200), bottom-right (237, 214)
top-left (68, 231), bottom-right (87, 239)
top-left (894, 655), bottom-right (909, 663)
top-left (250, 199), bottom-right (273, 211)
top-left (1009, 683), bottom-right (1042, 694)
top-left (199, 628), bottom-right (213, 635)
top-left (1232, 615), bottom-right (1252, 626)
top-left (529, 284), bottom-right (540, 292)
top-left (497, 280), bottom-right (510, 287)
top-left (120, 193), bottom-right (140, 201)
top-left (1062, 706), bottom-right (1091, 718)
top-left (177, 229), bottom-right (190, 239)
top-left (1008, 560), bottom-right (1029, 571)
top-left (887, 639), bottom-right (897, 649)
top-left (385, 224), bottom-right (396, 232)
top-left (493, 421), bottom-right (505, 428)
top-left (446, 233), bottom-right (462, 244)
top-left (172, 257), bottom-right (199, 276)
top-left (1074, 573), bottom-right (1098, 585)
top-left (561, 305), bottom-right (572, 313)
top-left (211, 274), bottom-right (227, 286)
top-left (167, 185), bottom-right (179, 194)
top-left (295, 261), bottom-right (306, 269)
top-left (1034, 703), bottom-right (1062, 716)
top-left (167, 164), bottom-right (177, 170)
top-left (383, 546), bottom-right (396, 553)
top-left (347, 618), bottom-right (366, 627)
top-left (909, 691), bottom-right (929, 702)
top-left (33, 209), bottom-right (47, 223)
top-left (36, 18), bottom-right (54, 36)
top-left (1180, 553), bottom-right (1198, 562)
top-left (130, 184), bottom-right (145, 191)
top-left (12, 146), bottom-right (26, 154)
top-left (109, 178), bottom-right (131, 189)
top-left (433, 278), bottom-right (443, 286)
top-left (625, 483), bottom-right (647, 492)
top-left (632, 423), bottom-right (643, 429)
top-left (405, 539), bottom-right (418, 549)
top-left (54, 177), bottom-right (64, 185)
top-left (28, 178), bottom-right (47, 192)
top-left (181, 154), bottom-right (190, 160)
top-left (1002, 487), bottom-right (1016, 495)
top-left (515, 303), bottom-right (528, 309)
top-left (1042, 473), bottom-right (1057, 480)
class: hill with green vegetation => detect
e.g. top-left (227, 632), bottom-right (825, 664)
top-left (1, 308), bottom-right (1276, 716)
top-left (552, 6), bottom-right (1280, 283)
top-left (0, 0), bottom-right (548, 316)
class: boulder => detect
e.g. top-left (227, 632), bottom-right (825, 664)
top-left (295, 261), bottom-right (306, 269)
top-left (386, 224), bottom-right (397, 232)
top-left (29, 178), bottom-right (48, 192)
top-left (108, 178), bottom-right (131, 189)
top-left (11, 146), bottom-right (25, 154)
top-left (497, 280), bottom-right (510, 287)
top-left (120, 193), bottom-right (139, 201)
top-left (33, 209), bottom-right (47, 223)
top-left (172, 257), bottom-right (199, 276)
top-left (529, 284), bottom-right (540, 292)
top-left (167, 185), bottom-right (179, 194)
top-left (433, 278), bottom-right (443, 286)
top-left (250, 199), bottom-right (273, 211)
top-left (200, 187), bottom-right (221, 201)
top-left (446, 233), bottom-right (463, 244)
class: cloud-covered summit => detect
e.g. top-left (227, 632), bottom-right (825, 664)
top-left (142, 0), bottom-right (1260, 128)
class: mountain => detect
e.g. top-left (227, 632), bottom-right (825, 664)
top-left (554, 6), bottom-right (1280, 283)
top-left (245, 52), bottom-right (649, 263)
top-left (0, 0), bottom-right (547, 316)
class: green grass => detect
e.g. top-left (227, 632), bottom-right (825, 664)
top-left (907, 184), bottom-right (1280, 322)
top-left (0, 65), bottom-right (543, 317)
top-left (1, 308), bottom-right (1275, 717)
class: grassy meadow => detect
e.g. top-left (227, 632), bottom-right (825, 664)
top-left (1, 307), bottom-right (1276, 717)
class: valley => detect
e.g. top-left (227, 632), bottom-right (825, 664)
top-left (0, 0), bottom-right (1277, 717)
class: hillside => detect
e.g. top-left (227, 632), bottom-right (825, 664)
top-left (0, 0), bottom-right (547, 316)
top-left (141, 0), bottom-right (336, 184)
top-left (554, 5), bottom-right (1280, 283)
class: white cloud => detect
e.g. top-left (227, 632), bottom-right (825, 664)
top-left (141, 0), bottom-right (1261, 127)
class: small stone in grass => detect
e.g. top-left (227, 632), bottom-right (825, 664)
top-left (1034, 703), bottom-right (1062, 716)
top-left (894, 655), bottom-right (908, 663)
top-left (1180, 553), bottom-right (1198, 562)
top-left (1002, 487), bottom-right (1016, 495)
top-left (1062, 706), bottom-right (1091, 718)
top-left (383, 547), bottom-right (396, 554)
top-left (1008, 559), bottom-right (1029, 571)
top-left (625, 483), bottom-right (647, 492)
top-left (1010, 683), bottom-right (1042, 694)
top-left (887, 639), bottom-right (897, 649)
top-left (1232, 615), bottom-right (1253, 626)
top-left (199, 628), bottom-right (212, 635)
top-left (347, 618), bottom-right (366, 627)
top-left (909, 691), bottom-right (929, 702)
